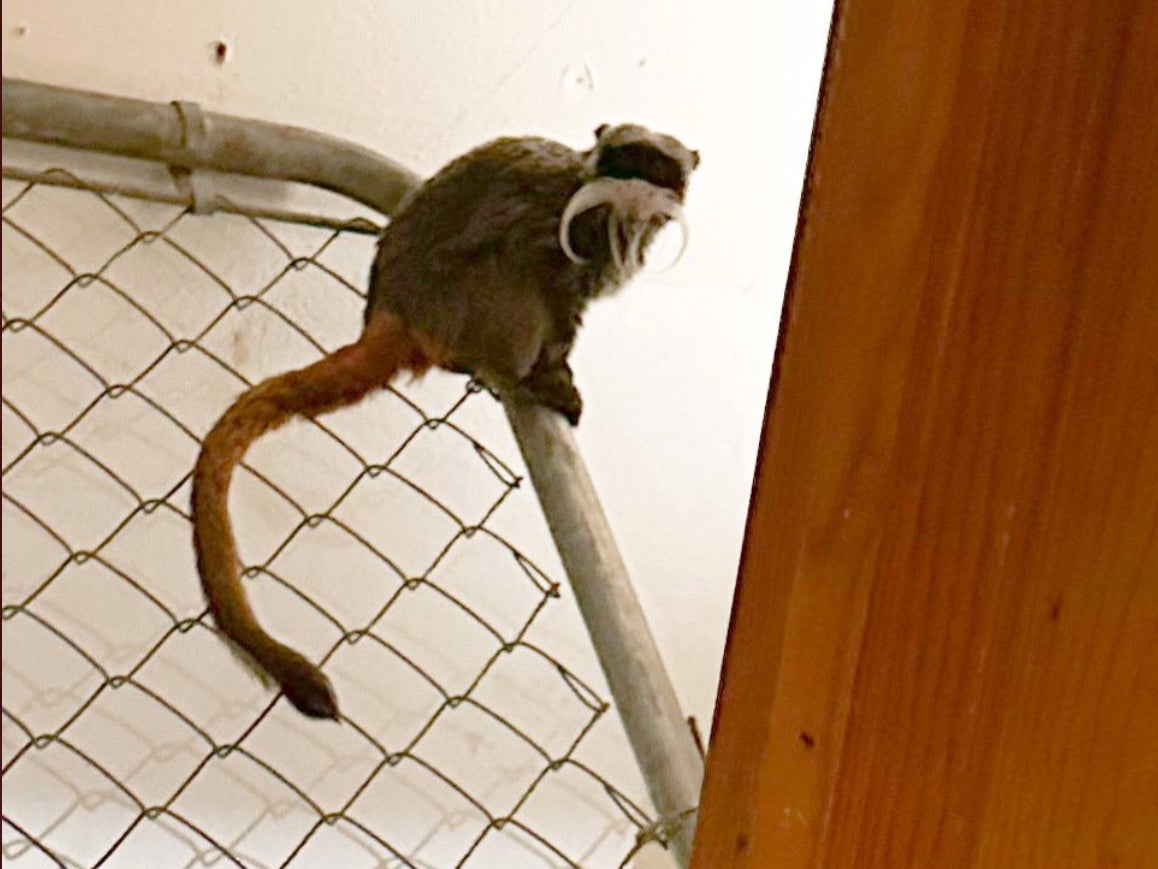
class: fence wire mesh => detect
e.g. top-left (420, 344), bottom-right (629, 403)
top-left (1, 163), bottom-right (666, 868)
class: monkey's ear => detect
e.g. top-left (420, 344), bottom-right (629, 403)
top-left (594, 123), bottom-right (609, 139)
top-left (691, 149), bottom-right (701, 169)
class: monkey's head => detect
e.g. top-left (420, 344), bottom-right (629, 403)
top-left (587, 123), bottom-right (700, 200)
top-left (561, 124), bottom-right (699, 278)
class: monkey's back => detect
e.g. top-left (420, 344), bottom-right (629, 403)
top-left (364, 137), bottom-right (593, 377)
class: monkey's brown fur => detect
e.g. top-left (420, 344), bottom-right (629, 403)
top-left (192, 124), bottom-right (698, 719)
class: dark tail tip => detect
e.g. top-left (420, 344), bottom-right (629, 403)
top-left (275, 654), bottom-right (341, 720)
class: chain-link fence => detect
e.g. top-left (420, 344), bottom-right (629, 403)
top-left (2, 153), bottom-right (676, 867)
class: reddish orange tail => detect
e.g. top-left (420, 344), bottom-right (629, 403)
top-left (191, 314), bottom-right (429, 719)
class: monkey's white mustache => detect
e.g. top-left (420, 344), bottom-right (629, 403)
top-left (559, 178), bottom-right (689, 277)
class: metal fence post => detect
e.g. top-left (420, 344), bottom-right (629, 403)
top-left (505, 403), bottom-right (703, 864)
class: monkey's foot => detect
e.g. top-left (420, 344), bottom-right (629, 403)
top-left (516, 369), bottom-right (583, 425)
top-left (542, 387), bottom-right (583, 426)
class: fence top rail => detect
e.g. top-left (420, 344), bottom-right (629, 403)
top-left (2, 77), bottom-right (422, 218)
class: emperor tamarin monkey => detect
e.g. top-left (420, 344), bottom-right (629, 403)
top-left (192, 123), bottom-right (699, 719)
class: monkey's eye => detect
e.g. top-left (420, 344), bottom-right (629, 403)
top-left (597, 144), bottom-right (685, 193)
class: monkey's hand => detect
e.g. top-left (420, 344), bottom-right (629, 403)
top-left (516, 359), bottom-right (583, 425)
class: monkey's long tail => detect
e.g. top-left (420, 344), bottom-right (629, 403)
top-left (192, 314), bottom-right (431, 719)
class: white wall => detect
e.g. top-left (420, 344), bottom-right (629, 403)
top-left (3, 0), bottom-right (831, 860)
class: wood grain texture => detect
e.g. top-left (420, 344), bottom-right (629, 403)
top-left (692, 0), bottom-right (1158, 865)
